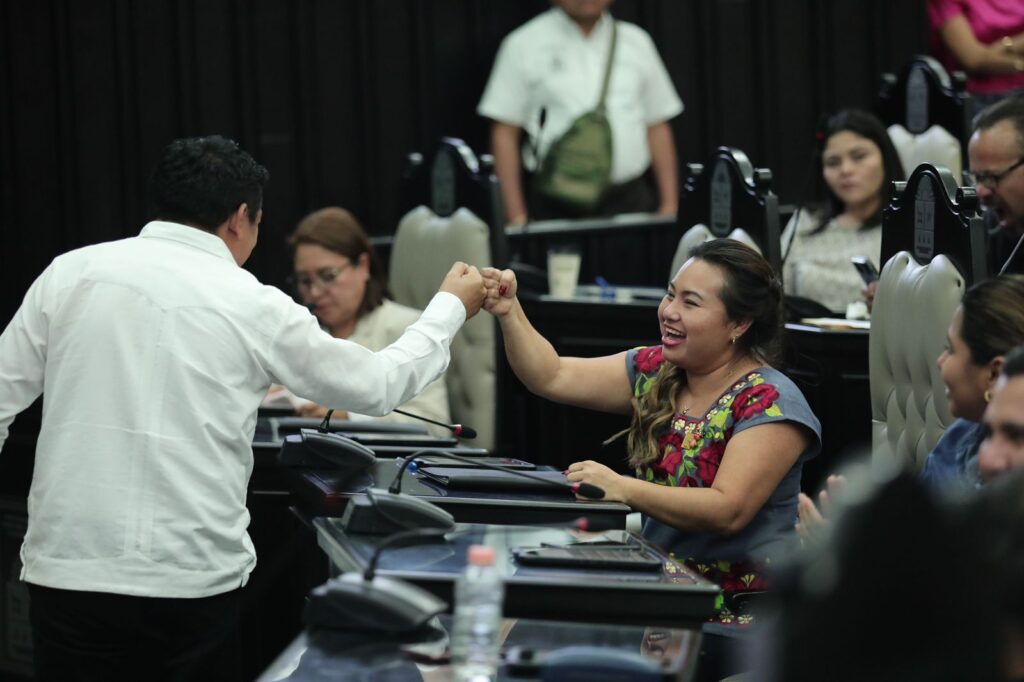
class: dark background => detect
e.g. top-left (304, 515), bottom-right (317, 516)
top-left (0, 0), bottom-right (928, 326)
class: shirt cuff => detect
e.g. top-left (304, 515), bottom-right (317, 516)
top-left (421, 291), bottom-right (467, 335)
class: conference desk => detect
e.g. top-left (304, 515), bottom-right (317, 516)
top-left (371, 212), bottom-right (678, 289)
top-left (506, 213), bottom-right (678, 287)
top-left (259, 615), bottom-right (701, 681)
top-left (287, 459), bottom-right (632, 528)
top-left (783, 322), bottom-right (871, 493)
top-left (315, 521), bottom-right (720, 627)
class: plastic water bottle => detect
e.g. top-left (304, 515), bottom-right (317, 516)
top-left (450, 544), bottom-right (505, 682)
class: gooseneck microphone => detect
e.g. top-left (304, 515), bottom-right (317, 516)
top-left (392, 409), bottom-right (477, 439)
top-left (390, 449), bottom-right (606, 499)
top-left (315, 407), bottom-right (476, 439)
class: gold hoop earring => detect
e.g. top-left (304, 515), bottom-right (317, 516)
top-left (731, 335), bottom-right (738, 345)
top-left (985, 389), bottom-right (993, 403)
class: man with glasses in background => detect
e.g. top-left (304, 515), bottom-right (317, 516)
top-left (967, 96), bottom-right (1024, 273)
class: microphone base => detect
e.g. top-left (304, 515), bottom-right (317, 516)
top-left (341, 490), bottom-right (456, 534)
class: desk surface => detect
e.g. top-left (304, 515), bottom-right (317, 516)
top-left (315, 521), bottom-right (720, 627)
top-left (289, 459), bottom-right (632, 528)
top-left (258, 615), bottom-right (700, 681)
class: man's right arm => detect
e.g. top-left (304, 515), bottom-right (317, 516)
top-left (491, 122), bottom-right (528, 226)
top-left (0, 268), bottom-right (53, 452)
top-left (268, 263), bottom-right (484, 419)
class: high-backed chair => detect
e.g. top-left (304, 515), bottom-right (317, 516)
top-left (670, 147), bottom-right (780, 277)
top-left (870, 163), bottom-right (987, 472)
top-left (877, 56), bottom-right (972, 183)
top-left (390, 139), bottom-right (502, 451)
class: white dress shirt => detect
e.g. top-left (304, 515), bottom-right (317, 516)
top-left (478, 7), bottom-right (683, 184)
top-left (0, 221), bottom-right (465, 598)
top-left (267, 299), bottom-right (453, 436)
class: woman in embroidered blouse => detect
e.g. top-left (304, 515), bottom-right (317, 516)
top-left (782, 109), bottom-right (905, 313)
top-left (483, 239), bottom-right (821, 601)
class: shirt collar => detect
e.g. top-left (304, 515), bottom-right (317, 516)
top-left (138, 221), bottom-right (237, 264)
top-left (551, 6), bottom-right (611, 41)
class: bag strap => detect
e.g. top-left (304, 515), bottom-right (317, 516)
top-left (596, 20), bottom-right (617, 111)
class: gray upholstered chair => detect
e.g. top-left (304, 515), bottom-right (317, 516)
top-left (869, 164), bottom-right (987, 471)
top-left (670, 148), bottom-right (780, 279)
top-left (389, 140), bottom-right (502, 451)
top-left (877, 55), bottom-right (972, 173)
top-left (669, 223), bottom-right (762, 280)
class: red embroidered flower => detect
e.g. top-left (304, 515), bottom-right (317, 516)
top-left (652, 449), bottom-right (682, 479)
top-left (634, 346), bottom-right (664, 374)
top-left (731, 384), bottom-right (780, 421)
top-left (694, 440), bottom-right (725, 483)
top-left (658, 430), bottom-right (683, 451)
top-left (679, 475), bottom-right (701, 488)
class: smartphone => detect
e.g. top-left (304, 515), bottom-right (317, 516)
top-left (850, 256), bottom-right (879, 285)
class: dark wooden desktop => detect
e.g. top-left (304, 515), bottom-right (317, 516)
top-left (285, 458), bottom-right (631, 528)
top-left (259, 615), bottom-right (701, 682)
top-left (315, 520), bottom-right (721, 627)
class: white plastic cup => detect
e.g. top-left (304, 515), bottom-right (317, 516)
top-left (547, 251), bottom-right (582, 298)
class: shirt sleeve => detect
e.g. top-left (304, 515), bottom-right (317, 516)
top-left (731, 372), bottom-right (822, 461)
top-left (266, 292), bottom-right (465, 418)
top-left (625, 345), bottom-right (667, 398)
top-left (477, 35), bottom-right (531, 127)
top-left (0, 265), bottom-right (55, 452)
top-left (637, 30), bottom-right (683, 125)
top-left (927, 0), bottom-right (965, 29)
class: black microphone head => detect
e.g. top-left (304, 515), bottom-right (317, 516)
top-left (305, 572), bottom-right (447, 633)
top-left (453, 424), bottom-right (477, 439)
top-left (573, 482), bottom-right (605, 499)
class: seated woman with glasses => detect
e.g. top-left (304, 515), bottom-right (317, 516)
top-left (262, 207), bottom-right (451, 433)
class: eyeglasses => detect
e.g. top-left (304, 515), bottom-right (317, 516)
top-left (289, 264), bottom-right (352, 292)
top-left (964, 158), bottom-right (1024, 189)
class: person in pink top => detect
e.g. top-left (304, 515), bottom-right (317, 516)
top-left (929, 0), bottom-right (1024, 112)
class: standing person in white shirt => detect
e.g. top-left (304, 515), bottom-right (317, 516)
top-left (0, 135), bottom-right (485, 681)
top-left (478, 0), bottom-right (683, 225)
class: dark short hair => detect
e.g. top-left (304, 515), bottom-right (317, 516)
top-left (688, 238), bottom-right (783, 364)
top-left (147, 135), bottom-right (269, 231)
top-left (805, 109), bottom-right (906, 234)
top-left (972, 96), bottom-right (1024, 151)
top-left (288, 207), bottom-right (389, 317)
top-left (959, 275), bottom-right (1024, 366)
top-left (1002, 344), bottom-right (1024, 379)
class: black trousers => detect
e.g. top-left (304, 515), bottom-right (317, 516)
top-left (28, 583), bottom-right (242, 682)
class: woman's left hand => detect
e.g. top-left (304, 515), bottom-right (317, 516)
top-left (565, 460), bottom-right (632, 503)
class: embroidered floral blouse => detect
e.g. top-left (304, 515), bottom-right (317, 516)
top-left (627, 346), bottom-right (821, 607)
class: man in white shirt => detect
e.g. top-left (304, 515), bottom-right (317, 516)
top-left (478, 0), bottom-right (683, 224)
top-left (0, 135), bottom-right (485, 680)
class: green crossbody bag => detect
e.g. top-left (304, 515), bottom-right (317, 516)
top-left (536, 21), bottom-right (617, 212)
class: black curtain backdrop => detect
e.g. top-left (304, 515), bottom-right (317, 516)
top-left (0, 0), bottom-right (927, 326)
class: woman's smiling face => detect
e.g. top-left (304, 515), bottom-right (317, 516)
top-left (658, 258), bottom-right (744, 369)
